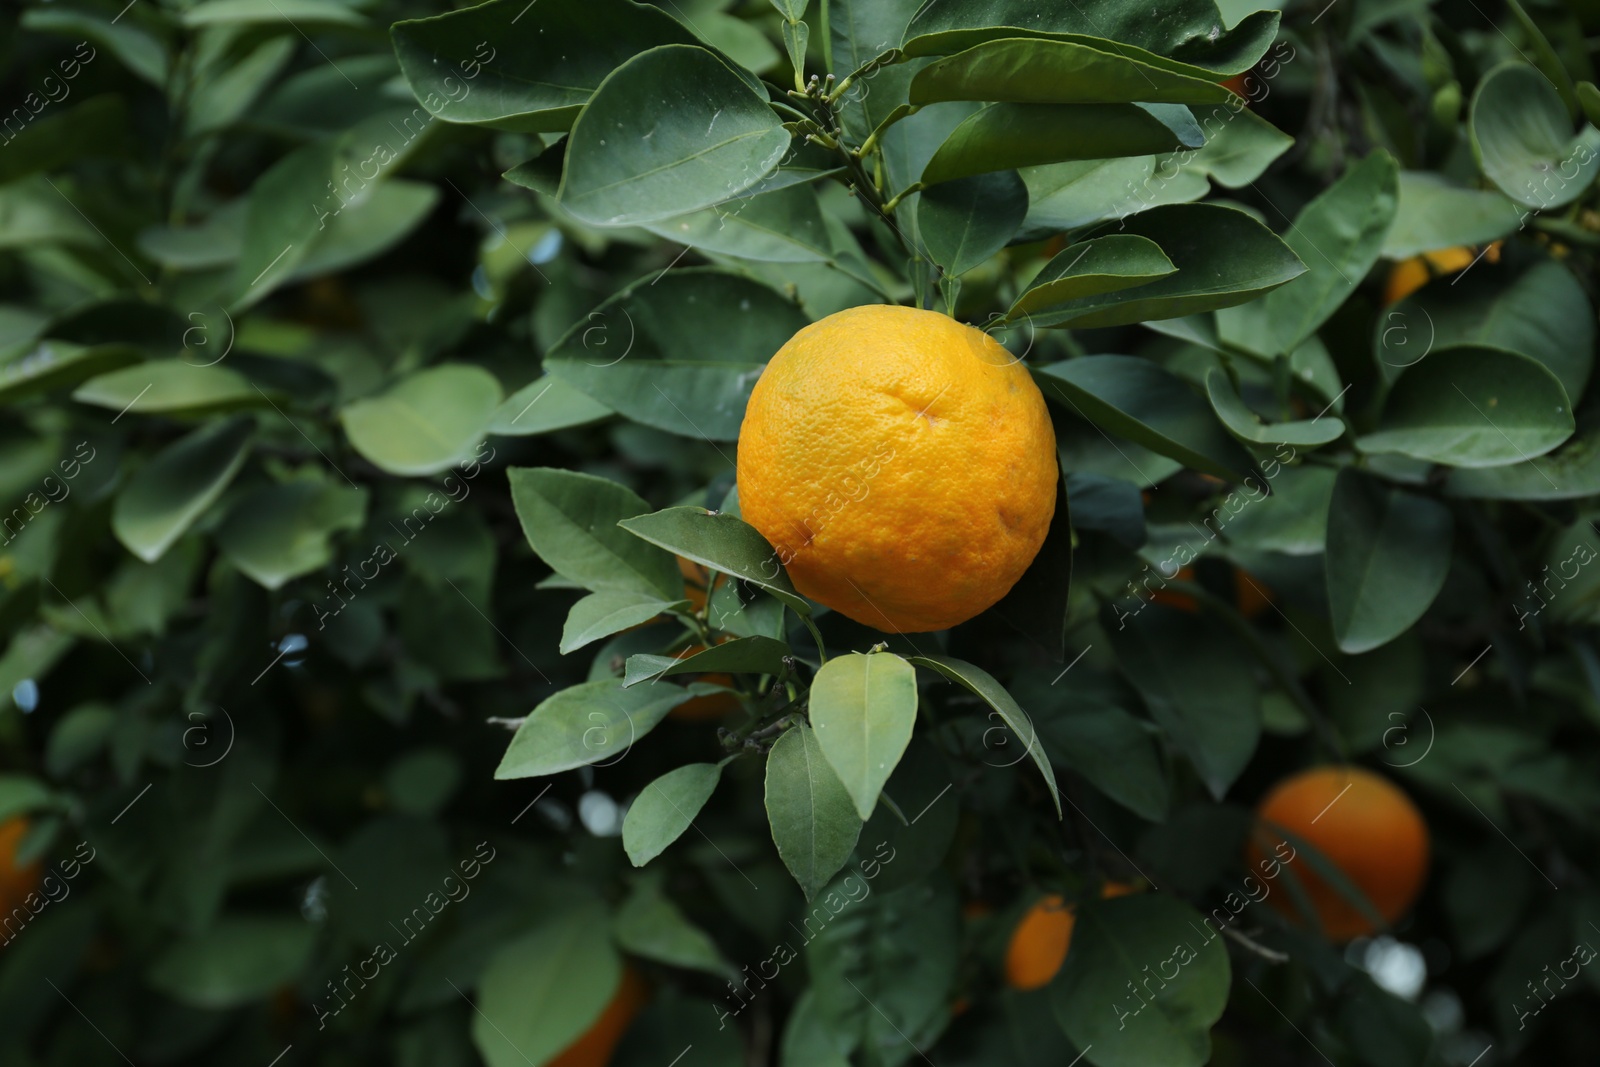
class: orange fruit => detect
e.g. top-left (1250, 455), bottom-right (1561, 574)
top-left (1150, 565), bottom-right (1199, 612)
top-left (1234, 568), bottom-right (1272, 619)
top-left (547, 966), bottom-right (648, 1067)
top-left (1247, 766), bottom-right (1429, 942)
top-left (0, 817), bottom-right (41, 926)
top-left (1382, 242), bottom-right (1501, 305)
top-left (737, 305), bottom-right (1057, 633)
top-left (1004, 882), bottom-right (1137, 990)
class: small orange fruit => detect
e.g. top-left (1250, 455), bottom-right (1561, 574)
top-left (547, 966), bottom-right (648, 1067)
top-left (1004, 882), bottom-right (1137, 990)
top-left (1382, 242), bottom-right (1501, 305)
top-left (1247, 766), bottom-right (1429, 942)
top-left (0, 817), bottom-right (41, 928)
top-left (737, 305), bottom-right (1057, 633)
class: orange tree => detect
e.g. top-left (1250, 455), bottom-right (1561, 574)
top-left (1, 0), bottom-right (1599, 1063)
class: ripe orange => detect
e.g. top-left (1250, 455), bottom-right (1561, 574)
top-left (737, 305), bottom-right (1057, 633)
top-left (0, 817), bottom-right (41, 928)
top-left (1004, 882), bottom-right (1138, 990)
top-left (547, 966), bottom-right (648, 1067)
top-left (1248, 766), bottom-right (1428, 942)
top-left (1382, 242), bottom-right (1501, 305)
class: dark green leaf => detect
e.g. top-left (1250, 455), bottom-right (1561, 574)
top-left (147, 917), bottom-right (316, 1009)
top-left (922, 102), bottom-right (1202, 185)
top-left (495, 679), bottom-right (708, 778)
top-left (1470, 62), bottom-right (1600, 210)
top-left (1016, 669), bottom-right (1169, 821)
top-left (1035, 356), bottom-right (1257, 482)
top-left (0, 341), bottom-right (143, 403)
top-left (1107, 607), bottom-right (1261, 799)
top-left (1325, 469), bottom-right (1453, 654)
top-left (614, 876), bottom-right (732, 976)
top-left (0, 96), bottom-right (133, 186)
top-left (642, 184), bottom-right (834, 263)
top-left (910, 654), bottom-right (1060, 816)
top-left (1358, 346), bottom-right (1574, 467)
top-left (623, 635), bottom-right (792, 687)
top-left (558, 45), bottom-right (789, 226)
top-left (216, 481), bottom-right (367, 590)
top-left (617, 506), bottom-right (810, 614)
top-left (1008, 235), bottom-right (1175, 321)
top-left (1052, 894), bottom-right (1231, 1067)
top-left (909, 38), bottom-right (1233, 107)
top-left (917, 170), bottom-right (1027, 275)
top-left (1382, 171), bottom-right (1521, 258)
top-left (1205, 369), bottom-right (1344, 447)
top-left (508, 467), bottom-right (684, 599)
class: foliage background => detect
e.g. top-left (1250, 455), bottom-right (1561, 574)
top-left (3, 0), bottom-right (1600, 1064)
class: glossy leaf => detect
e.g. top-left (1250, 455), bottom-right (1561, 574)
top-left (1470, 62), bottom-right (1600, 210)
top-left (642, 184), bottom-right (834, 263)
top-left (494, 679), bottom-right (709, 778)
top-left (1358, 346), bottom-right (1574, 468)
top-left (1008, 235), bottom-right (1175, 321)
top-left (623, 635), bottom-right (792, 687)
top-left (561, 589), bottom-right (687, 655)
top-left (490, 375), bottom-right (613, 436)
top-left (508, 467), bottom-right (683, 599)
top-left (543, 269), bottom-right (807, 442)
top-left (1218, 150), bottom-right (1398, 356)
top-left (341, 365), bottom-right (501, 476)
top-left (809, 652), bottom-right (919, 820)
top-left (1205, 370), bottom-right (1343, 447)
top-left (392, 0), bottom-right (696, 133)
top-left (1382, 171), bottom-right (1521, 258)
top-left (910, 654), bottom-right (1060, 816)
top-left (1033, 204), bottom-right (1306, 328)
top-left (623, 762), bottom-right (724, 866)
top-left (916, 170), bottom-right (1027, 275)
top-left (921, 102), bottom-right (1203, 185)
top-left (112, 416), bottom-right (254, 563)
top-left (1035, 356), bottom-right (1257, 483)
top-left (909, 38), bottom-right (1234, 107)
top-left (1326, 469), bottom-right (1454, 655)
top-left (558, 46), bottom-right (789, 226)
top-left (617, 506), bottom-right (810, 614)
top-left (765, 723), bottom-right (863, 899)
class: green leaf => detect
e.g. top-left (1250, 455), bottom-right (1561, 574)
top-left (830, 0), bottom-right (921, 78)
top-left (852, 737), bottom-right (959, 893)
top-left (112, 416), bottom-right (254, 563)
top-left (617, 506), bottom-right (810, 614)
top-left (147, 916), bottom-right (316, 1009)
top-left (231, 138), bottom-right (339, 307)
top-left (561, 589), bottom-right (686, 655)
top-left (284, 180), bottom-right (439, 283)
top-left (1107, 607), bottom-right (1261, 799)
top-left (1379, 256), bottom-right (1593, 404)
top-left (0, 776), bottom-right (58, 823)
top-left (902, 0), bottom-right (1281, 77)
top-left (216, 481), bottom-right (367, 590)
top-left (508, 467), bottom-right (684, 599)
top-left (0, 341), bottom-right (142, 403)
top-left (1205, 370), bottom-right (1343, 447)
top-left (1217, 150), bottom-right (1398, 356)
top-left (909, 37), bottom-right (1234, 107)
top-left (73, 361), bottom-right (262, 417)
top-left (0, 96), bottom-right (133, 186)
top-left (1581, 80), bottom-right (1600, 128)
top-left (916, 170), bottom-right (1027, 276)
top-left (623, 635), bottom-right (792, 687)
top-left (1442, 401), bottom-right (1600, 500)
top-left (543, 269), bottom-right (807, 441)
top-left (1325, 469), bottom-right (1454, 655)
top-left (558, 45), bottom-right (789, 226)
top-left (341, 365), bottom-right (502, 477)
top-left (392, 0), bottom-right (696, 133)
top-left (614, 876), bottom-right (733, 977)
top-left (989, 474), bottom-right (1073, 657)
top-left (21, 10), bottom-right (168, 86)
top-left (490, 375), bottom-right (613, 436)
top-left (623, 762), bottom-right (725, 865)
top-left (1381, 171), bottom-right (1521, 258)
top-left (921, 102), bottom-right (1202, 185)
top-left (1016, 669), bottom-right (1168, 821)
top-left (495, 679), bottom-right (710, 779)
top-left (184, 0), bottom-right (364, 25)
top-left (1357, 346), bottom-right (1575, 467)
top-left (1470, 62), bottom-right (1600, 210)
top-left (1018, 157), bottom-right (1188, 236)
top-left (1034, 204), bottom-right (1306, 328)
top-left (1224, 464), bottom-right (1337, 555)
top-left (1035, 356), bottom-right (1257, 482)
top-left (1178, 103), bottom-right (1293, 187)
top-left (1052, 894), bottom-right (1231, 1067)
top-left (473, 905), bottom-right (621, 1067)
top-left (642, 184), bottom-right (834, 263)
top-left (909, 654), bottom-right (1060, 817)
top-left (809, 652), bottom-right (919, 820)
top-left (765, 723), bottom-right (863, 898)
top-left (1008, 235), bottom-right (1175, 321)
